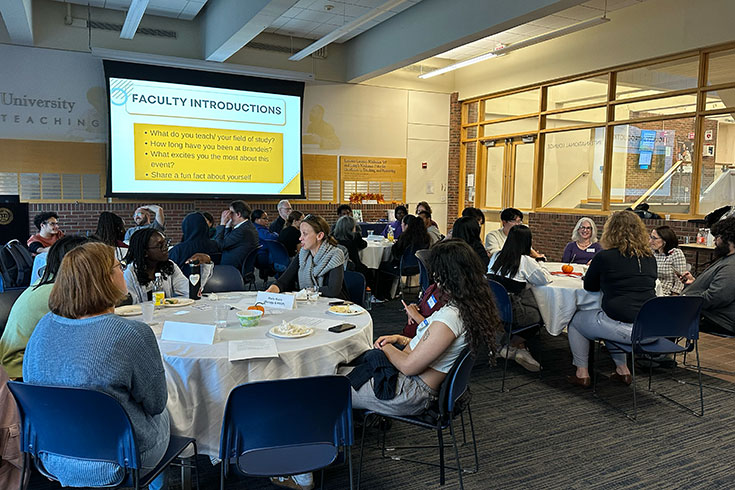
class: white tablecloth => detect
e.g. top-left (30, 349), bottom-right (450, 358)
top-left (531, 262), bottom-right (600, 336)
top-left (137, 292), bottom-right (372, 456)
top-left (359, 240), bottom-right (393, 269)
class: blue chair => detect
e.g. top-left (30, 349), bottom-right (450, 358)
top-left (7, 382), bottom-right (199, 490)
top-left (357, 348), bottom-right (478, 490)
top-left (488, 279), bottom-right (542, 392)
top-left (358, 222), bottom-right (386, 237)
top-left (203, 264), bottom-right (246, 293)
top-left (415, 249), bottom-right (431, 293)
top-left (344, 270), bottom-right (367, 308)
top-left (240, 245), bottom-right (262, 291)
top-left (398, 246), bottom-right (422, 297)
top-left (261, 239), bottom-right (291, 274)
top-left (219, 375), bottom-right (354, 490)
top-left (595, 296), bottom-right (704, 420)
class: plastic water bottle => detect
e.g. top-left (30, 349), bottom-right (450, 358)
top-left (364, 287), bottom-right (373, 311)
top-left (153, 272), bottom-right (165, 306)
top-left (387, 228), bottom-right (394, 242)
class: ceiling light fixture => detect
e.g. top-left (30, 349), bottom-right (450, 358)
top-left (120, 0), bottom-right (150, 39)
top-left (418, 15), bottom-right (610, 79)
top-left (289, 0), bottom-right (410, 62)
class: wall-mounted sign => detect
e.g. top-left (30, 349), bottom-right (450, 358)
top-left (703, 144), bottom-right (715, 157)
top-left (705, 130), bottom-right (714, 141)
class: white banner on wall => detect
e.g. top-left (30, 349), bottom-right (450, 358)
top-left (0, 44), bottom-right (106, 143)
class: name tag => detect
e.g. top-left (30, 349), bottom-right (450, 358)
top-left (427, 294), bottom-right (437, 308)
top-left (256, 291), bottom-right (296, 310)
top-left (586, 248), bottom-right (595, 253)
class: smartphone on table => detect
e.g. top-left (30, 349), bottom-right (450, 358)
top-left (328, 323), bottom-right (356, 333)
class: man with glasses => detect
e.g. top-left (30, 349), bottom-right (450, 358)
top-left (681, 216), bottom-right (735, 334)
top-left (484, 208), bottom-right (545, 259)
top-left (269, 199), bottom-right (293, 234)
top-left (124, 204), bottom-right (166, 242)
top-left (27, 212), bottom-right (65, 256)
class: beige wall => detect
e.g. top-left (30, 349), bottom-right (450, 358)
top-left (454, 0), bottom-right (735, 100)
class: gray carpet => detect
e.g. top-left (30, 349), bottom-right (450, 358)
top-left (28, 298), bottom-right (735, 489)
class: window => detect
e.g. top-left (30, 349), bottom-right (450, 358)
top-left (481, 117), bottom-right (538, 138)
top-left (483, 89), bottom-right (539, 121)
top-left (704, 87), bottom-right (735, 111)
top-left (615, 56), bottom-right (699, 100)
top-left (546, 77), bottom-right (608, 110)
top-left (613, 93), bottom-right (697, 120)
top-left (545, 107), bottom-right (606, 129)
top-left (541, 128), bottom-right (605, 210)
top-left (699, 113), bottom-right (735, 214)
top-left (609, 119), bottom-right (695, 214)
top-left (707, 48), bottom-right (735, 86)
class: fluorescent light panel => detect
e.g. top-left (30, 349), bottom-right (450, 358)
top-left (419, 16), bottom-right (610, 79)
top-left (289, 0), bottom-right (410, 62)
top-left (120, 0), bottom-right (150, 39)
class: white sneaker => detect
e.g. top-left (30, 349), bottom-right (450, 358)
top-left (513, 347), bottom-right (542, 372)
top-left (496, 345), bottom-right (517, 359)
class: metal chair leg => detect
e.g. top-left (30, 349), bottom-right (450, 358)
top-left (346, 445), bottom-right (354, 490)
top-left (356, 414), bottom-right (371, 490)
top-left (631, 352), bottom-right (638, 421)
top-left (437, 426), bottom-right (445, 486)
top-left (448, 419), bottom-right (464, 490)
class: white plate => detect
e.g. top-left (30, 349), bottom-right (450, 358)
top-left (162, 298), bottom-right (195, 307)
top-left (268, 325), bottom-right (314, 339)
top-left (327, 304), bottom-right (366, 316)
top-left (115, 305), bottom-right (142, 317)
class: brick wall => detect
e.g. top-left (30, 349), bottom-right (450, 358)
top-left (528, 212), bottom-right (703, 263)
top-left (447, 92), bottom-right (461, 229)
top-left (28, 201), bottom-right (395, 243)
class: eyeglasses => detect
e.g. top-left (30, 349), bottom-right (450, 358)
top-left (579, 226), bottom-right (592, 231)
top-left (148, 238), bottom-right (171, 251)
top-left (649, 235), bottom-right (662, 240)
top-left (112, 259), bottom-right (127, 272)
top-left (43, 221), bottom-right (59, 227)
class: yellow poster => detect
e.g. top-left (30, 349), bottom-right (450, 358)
top-left (339, 155), bottom-right (406, 203)
top-left (133, 123), bottom-right (283, 183)
top-left (300, 154), bottom-right (338, 202)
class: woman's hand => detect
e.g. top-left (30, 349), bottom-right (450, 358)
top-left (374, 335), bottom-right (407, 349)
top-left (186, 253), bottom-right (211, 264)
top-left (265, 284), bottom-right (280, 293)
top-left (401, 300), bottom-right (424, 324)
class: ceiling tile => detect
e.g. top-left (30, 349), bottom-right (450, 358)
top-left (556, 5), bottom-right (603, 21)
top-left (529, 15), bottom-right (577, 29)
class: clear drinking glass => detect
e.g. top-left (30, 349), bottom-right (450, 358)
top-left (141, 302), bottom-right (155, 323)
top-left (215, 303), bottom-right (229, 328)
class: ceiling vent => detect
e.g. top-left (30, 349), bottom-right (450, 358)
top-left (89, 21), bottom-right (177, 38)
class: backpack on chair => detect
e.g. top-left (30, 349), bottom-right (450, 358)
top-left (0, 240), bottom-right (33, 289)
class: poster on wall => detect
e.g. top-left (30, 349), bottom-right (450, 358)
top-left (300, 154), bottom-right (338, 202)
top-left (340, 155), bottom-right (406, 203)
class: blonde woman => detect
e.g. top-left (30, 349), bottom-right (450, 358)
top-left (566, 211), bottom-right (657, 388)
top-left (562, 217), bottom-right (601, 264)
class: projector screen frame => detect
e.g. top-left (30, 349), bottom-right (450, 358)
top-left (103, 60), bottom-right (305, 200)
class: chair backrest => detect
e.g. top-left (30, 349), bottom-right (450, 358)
top-left (241, 245), bottom-right (262, 277)
top-left (262, 239), bottom-right (290, 273)
top-left (343, 270), bottom-right (366, 307)
top-left (0, 287), bottom-right (26, 336)
top-left (219, 375), bottom-right (353, 475)
top-left (631, 296), bottom-right (704, 347)
top-left (437, 347), bottom-right (475, 418)
top-left (487, 279), bottom-right (513, 326)
top-left (7, 382), bottom-right (140, 472)
top-left (399, 246), bottom-right (421, 276)
top-left (203, 264), bottom-right (246, 293)
top-left (358, 222), bottom-right (385, 237)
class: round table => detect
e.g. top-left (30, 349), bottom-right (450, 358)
top-left (136, 292), bottom-right (373, 456)
top-left (530, 262), bottom-right (600, 336)
top-left (359, 239), bottom-right (393, 269)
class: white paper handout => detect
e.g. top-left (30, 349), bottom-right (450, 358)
top-left (161, 321), bottom-right (216, 345)
top-left (228, 339), bottom-right (279, 362)
top-left (288, 316), bottom-right (342, 331)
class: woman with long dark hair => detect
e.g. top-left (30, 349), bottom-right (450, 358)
top-left (391, 215), bottom-right (431, 261)
top-left (487, 224), bottom-right (551, 372)
top-left (451, 216), bottom-right (489, 268)
top-left (567, 211), bottom-right (657, 387)
top-left (348, 239), bottom-right (500, 414)
top-left (94, 211), bottom-right (127, 249)
top-left (124, 228), bottom-right (212, 303)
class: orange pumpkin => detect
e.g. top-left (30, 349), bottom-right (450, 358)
top-left (248, 303), bottom-right (265, 314)
top-left (561, 264), bottom-right (574, 274)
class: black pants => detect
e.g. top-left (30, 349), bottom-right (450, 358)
top-left (699, 315), bottom-right (735, 337)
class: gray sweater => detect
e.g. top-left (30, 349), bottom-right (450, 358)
top-left (23, 312), bottom-right (168, 486)
top-left (684, 253), bottom-right (735, 332)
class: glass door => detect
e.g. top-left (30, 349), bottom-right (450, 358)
top-left (479, 137), bottom-right (536, 210)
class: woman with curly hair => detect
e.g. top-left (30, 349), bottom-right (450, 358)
top-left (349, 239), bottom-right (501, 415)
top-left (123, 228), bottom-right (212, 304)
top-left (567, 211), bottom-right (657, 388)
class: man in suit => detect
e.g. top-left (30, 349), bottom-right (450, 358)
top-left (215, 200), bottom-right (259, 270)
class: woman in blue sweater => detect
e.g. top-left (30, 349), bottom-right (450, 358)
top-left (23, 242), bottom-right (170, 489)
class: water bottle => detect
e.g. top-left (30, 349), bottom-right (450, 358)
top-left (364, 287), bottom-right (373, 311)
top-left (188, 261), bottom-right (202, 300)
top-left (152, 272), bottom-right (165, 306)
top-left (387, 228), bottom-right (394, 242)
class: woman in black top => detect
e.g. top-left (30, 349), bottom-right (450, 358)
top-left (277, 210), bottom-right (303, 257)
top-left (451, 216), bottom-right (489, 268)
top-left (391, 215), bottom-right (432, 263)
top-left (331, 215), bottom-right (368, 276)
top-left (567, 211), bottom-right (657, 388)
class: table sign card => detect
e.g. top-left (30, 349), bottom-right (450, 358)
top-left (161, 321), bottom-right (216, 345)
top-left (228, 339), bottom-right (279, 362)
top-left (256, 292), bottom-right (296, 310)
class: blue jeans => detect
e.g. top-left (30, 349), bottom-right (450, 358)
top-left (568, 309), bottom-right (632, 368)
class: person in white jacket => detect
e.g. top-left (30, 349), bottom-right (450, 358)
top-left (487, 224), bottom-right (551, 372)
top-left (123, 228), bottom-right (212, 304)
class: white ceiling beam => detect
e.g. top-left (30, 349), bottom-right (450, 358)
top-left (202, 0), bottom-right (299, 62)
top-left (0, 0), bottom-right (33, 45)
top-left (120, 0), bottom-right (150, 39)
top-left (343, 0), bottom-right (588, 83)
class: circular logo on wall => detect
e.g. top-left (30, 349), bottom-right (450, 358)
top-left (0, 207), bottom-right (13, 225)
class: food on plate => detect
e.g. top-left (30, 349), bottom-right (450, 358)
top-left (164, 298), bottom-right (180, 305)
top-left (329, 305), bottom-right (353, 314)
top-left (561, 264), bottom-right (574, 274)
top-left (272, 321), bottom-right (313, 337)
